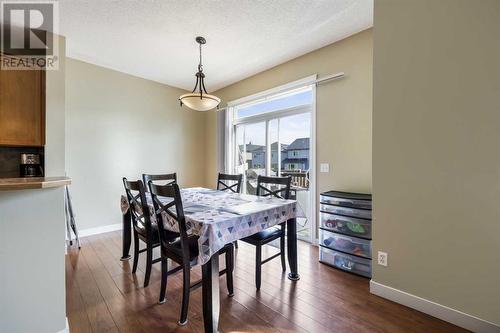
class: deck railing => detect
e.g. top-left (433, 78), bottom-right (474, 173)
top-left (281, 171), bottom-right (309, 189)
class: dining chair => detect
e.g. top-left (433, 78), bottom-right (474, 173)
top-left (143, 173), bottom-right (181, 243)
top-left (122, 178), bottom-right (164, 287)
top-left (142, 172), bottom-right (177, 188)
top-left (216, 173), bottom-right (243, 193)
top-left (149, 181), bottom-right (234, 326)
top-left (240, 175), bottom-right (291, 290)
top-left (217, 173), bottom-right (243, 248)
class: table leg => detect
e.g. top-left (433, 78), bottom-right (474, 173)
top-left (202, 254), bottom-right (220, 333)
top-left (287, 218), bottom-right (300, 281)
top-left (120, 210), bottom-right (132, 261)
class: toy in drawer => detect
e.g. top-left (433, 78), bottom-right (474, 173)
top-left (319, 229), bottom-right (371, 258)
top-left (320, 193), bottom-right (372, 210)
top-left (319, 247), bottom-right (371, 278)
top-left (320, 212), bottom-right (372, 239)
top-left (320, 203), bottom-right (372, 219)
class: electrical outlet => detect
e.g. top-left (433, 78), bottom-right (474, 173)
top-left (378, 251), bottom-right (388, 267)
top-left (320, 163), bottom-right (330, 173)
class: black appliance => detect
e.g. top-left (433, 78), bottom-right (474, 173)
top-left (20, 153), bottom-right (44, 177)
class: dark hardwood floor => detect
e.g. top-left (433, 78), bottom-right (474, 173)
top-left (66, 231), bottom-right (467, 333)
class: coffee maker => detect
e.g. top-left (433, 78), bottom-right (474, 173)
top-left (20, 153), bottom-right (44, 177)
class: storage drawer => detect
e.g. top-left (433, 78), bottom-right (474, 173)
top-left (320, 195), bottom-right (372, 210)
top-left (320, 212), bottom-right (372, 238)
top-left (319, 229), bottom-right (371, 258)
top-left (320, 203), bottom-right (372, 219)
top-left (319, 247), bottom-right (371, 278)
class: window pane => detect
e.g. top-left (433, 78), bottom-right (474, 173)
top-left (279, 113), bottom-right (311, 241)
top-left (269, 119), bottom-right (279, 176)
top-left (236, 88), bottom-right (312, 118)
top-left (241, 122), bottom-right (266, 195)
top-left (234, 125), bottom-right (245, 175)
top-left (280, 113), bottom-right (310, 172)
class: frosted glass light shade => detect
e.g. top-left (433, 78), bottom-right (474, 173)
top-left (179, 93), bottom-right (221, 112)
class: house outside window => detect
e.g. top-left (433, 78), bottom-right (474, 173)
top-left (282, 138), bottom-right (309, 171)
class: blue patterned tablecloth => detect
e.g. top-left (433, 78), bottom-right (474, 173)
top-left (121, 187), bottom-right (305, 265)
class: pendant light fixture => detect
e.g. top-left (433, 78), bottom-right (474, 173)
top-left (179, 36), bottom-right (221, 111)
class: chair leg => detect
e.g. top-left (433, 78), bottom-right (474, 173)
top-left (144, 245), bottom-right (153, 287)
top-left (225, 247), bottom-right (234, 296)
top-left (255, 244), bottom-right (262, 290)
top-left (132, 232), bottom-right (139, 274)
top-left (280, 229), bottom-right (286, 272)
top-left (159, 255), bottom-right (168, 304)
top-left (178, 264), bottom-right (190, 326)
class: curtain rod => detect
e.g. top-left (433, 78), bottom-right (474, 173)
top-left (314, 72), bottom-right (345, 85)
top-left (216, 72), bottom-right (345, 112)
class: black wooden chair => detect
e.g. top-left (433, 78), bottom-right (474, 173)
top-left (149, 181), bottom-right (234, 326)
top-left (142, 173), bottom-right (177, 188)
top-left (216, 173), bottom-right (242, 193)
top-left (122, 178), bottom-right (165, 287)
top-left (217, 173), bottom-right (243, 248)
top-left (240, 175), bottom-right (291, 290)
top-left (143, 173), bottom-right (181, 241)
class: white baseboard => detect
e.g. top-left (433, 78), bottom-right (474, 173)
top-left (370, 280), bottom-right (500, 333)
top-left (56, 317), bottom-right (69, 333)
top-left (79, 223), bottom-right (122, 238)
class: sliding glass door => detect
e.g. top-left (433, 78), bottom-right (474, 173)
top-left (228, 86), bottom-right (314, 242)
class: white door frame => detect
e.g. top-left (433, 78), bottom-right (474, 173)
top-left (224, 75), bottom-right (318, 243)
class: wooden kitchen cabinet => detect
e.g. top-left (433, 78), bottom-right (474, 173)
top-left (0, 54), bottom-right (45, 147)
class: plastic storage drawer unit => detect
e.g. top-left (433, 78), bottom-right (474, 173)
top-left (320, 191), bottom-right (372, 210)
top-left (320, 212), bottom-right (372, 239)
top-left (320, 203), bottom-right (372, 219)
top-left (319, 247), bottom-right (372, 278)
top-left (319, 190), bottom-right (372, 278)
top-left (319, 229), bottom-right (371, 258)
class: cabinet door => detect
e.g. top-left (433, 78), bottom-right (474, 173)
top-left (0, 56), bottom-right (45, 146)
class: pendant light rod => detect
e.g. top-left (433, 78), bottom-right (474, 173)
top-left (197, 37), bottom-right (204, 72)
top-left (216, 72), bottom-right (345, 112)
top-left (190, 36), bottom-right (208, 97)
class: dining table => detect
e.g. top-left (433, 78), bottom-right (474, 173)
top-left (120, 187), bottom-right (304, 333)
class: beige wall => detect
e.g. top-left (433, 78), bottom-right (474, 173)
top-left (65, 59), bottom-right (208, 231)
top-left (373, 0), bottom-right (500, 326)
top-left (207, 29), bottom-right (373, 227)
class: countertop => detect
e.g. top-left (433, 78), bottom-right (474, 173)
top-left (0, 177), bottom-right (71, 191)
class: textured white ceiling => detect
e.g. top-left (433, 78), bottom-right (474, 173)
top-left (59, 0), bottom-right (373, 91)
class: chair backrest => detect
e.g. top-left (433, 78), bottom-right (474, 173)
top-left (149, 182), bottom-right (191, 261)
top-left (142, 173), bottom-right (177, 189)
top-left (217, 173), bottom-right (243, 193)
top-left (122, 178), bottom-right (154, 237)
top-left (256, 175), bottom-right (292, 200)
